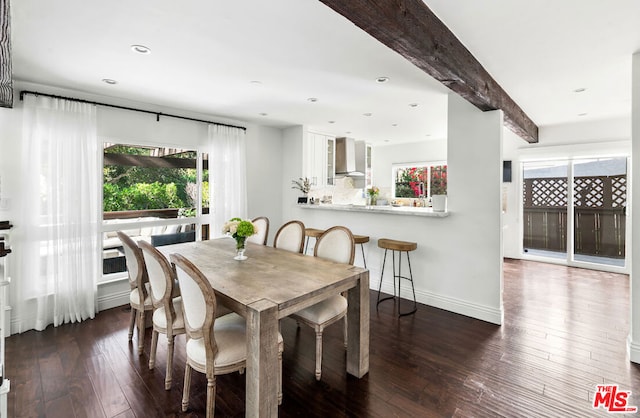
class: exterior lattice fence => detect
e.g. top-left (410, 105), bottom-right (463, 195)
top-left (523, 175), bottom-right (626, 258)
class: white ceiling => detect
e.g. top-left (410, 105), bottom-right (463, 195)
top-left (11, 0), bottom-right (640, 145)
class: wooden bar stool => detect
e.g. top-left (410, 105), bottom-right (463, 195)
top-left (304, 228), bottom-right (325, 254)
top-left (376, 238), bottom-right (418, 317)
top-left (353, 234), bottom-right (370, 268)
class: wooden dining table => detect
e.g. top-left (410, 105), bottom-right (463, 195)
top-left (158, 237), bottom-right (370, 417)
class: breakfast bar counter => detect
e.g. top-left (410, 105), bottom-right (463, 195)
top-left (298, 203), bottom-right (450, 217)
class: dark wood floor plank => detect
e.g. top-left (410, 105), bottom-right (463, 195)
top-left (6, 258), bottom-right (640, 417)
top-left (39, 351), bottom-right (68, 402)
top-left (68, 373), bottom-right (107, 418)
top-left (85, 353), bottom-right (131, 417)
top-left (44, 394), bottom-right (77, 418)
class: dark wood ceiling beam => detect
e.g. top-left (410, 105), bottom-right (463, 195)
top-left (104, 153), bottom-right (197, 169)
top-left (0, 0), bottom-right (12, 108)
top-left (319, 0), bottom-right (538, 143)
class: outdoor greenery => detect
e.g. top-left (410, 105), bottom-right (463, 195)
top-left (395, 167), bottom-right (428, 198)
top-left (394, 165), bottom-right (447, 198)
top-left (103, 145), bottom-right (208, 213)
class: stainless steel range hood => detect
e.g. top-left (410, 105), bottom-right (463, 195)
top-left (335, 137), bottom-right (364, 177)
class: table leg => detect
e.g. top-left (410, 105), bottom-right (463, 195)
top-left (246, 299), bottom-right (279, 418)
top-left (346, 270), bottom-right (370, 378)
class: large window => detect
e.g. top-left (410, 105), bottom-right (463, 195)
top-left (101, 144), bottom-right (207, 279)
top-left (393, 162), bottom-right (447, 198)
top-left (103, 144), bottom-right (199, 215)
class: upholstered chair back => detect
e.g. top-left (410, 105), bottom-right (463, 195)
top-left (171, 254), bottom-right (216, 345)
top-left (118, 231), bottom-right (147, 291)
top-left (273, 220), bottom-right (305, 253)
top-left (139, 241), bottom-right (174, 306)
top-left (246, 216), bottom-right (269, 245)
top-left (315, 226), bottom-right (355, 265)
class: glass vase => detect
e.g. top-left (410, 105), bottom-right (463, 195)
top-left (234, 237), bottom-right (248, 261)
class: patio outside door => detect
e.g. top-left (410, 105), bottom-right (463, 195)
top-left (522, 157), bottom-right (627, 269)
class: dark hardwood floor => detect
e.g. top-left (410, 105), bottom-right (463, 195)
top-left (7, 259), bottom-right (640, 417)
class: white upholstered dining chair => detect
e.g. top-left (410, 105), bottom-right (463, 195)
top-left (290, 225), bottom-right (355, 380)
top-left (170, 253), bottom-right (283, 417)
top-left (246, 216), bottom-right (269, 245)
top-left (118, 231), bottom-right (153, 355)
top-left (273, 220), bottom-right (305, 253)
top-left (138, 240), bottom-right (185, 390)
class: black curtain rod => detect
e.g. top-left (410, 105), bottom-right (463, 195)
top-left (19, 90), bottom-right (247, 131)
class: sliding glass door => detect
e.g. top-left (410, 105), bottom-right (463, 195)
top-left (572, 157), bottom-right (626, 267)
top-left (522, 160), bottom-right (568, 260)
top-left (522, 157), bottom-right (627, 269)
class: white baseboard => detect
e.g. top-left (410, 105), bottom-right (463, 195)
top-left (628, 336), bottom-right (640, 364)
top-left (373, 279), bottom-right (503, 325)
top-left (97, 289), bottom-right (129, 312)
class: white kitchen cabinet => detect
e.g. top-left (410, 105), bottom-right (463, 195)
top-left (303, 132), bottom-right (335, 187)
top-left (353, 140), bottom-right (372, 189)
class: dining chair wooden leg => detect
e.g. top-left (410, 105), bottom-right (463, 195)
top-left (343, 315), bottom-right (348, 349)
top-left (137, 311), bottom-right (145, 355)
top-left (149, 330), bottom-right (159, 369)
top-left (207, 375), bottom-right (216, 418)
top-left (315, 327), bottom-right (323, 381)
top-left (278, 342), bottom-right (283, 405)
top-left (165, 335), bottom-right (174, 390)
top-left (128, 309), bottom-right (136, 341)
top-left (182, 364), bottom-right (192, 412)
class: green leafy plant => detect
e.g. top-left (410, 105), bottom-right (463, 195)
top-left (222, 218), bottom-right (257, 250)
top-left (430, 165), bottom-right (448, 195)
top-left (103, 182), bottom-right (185, 211)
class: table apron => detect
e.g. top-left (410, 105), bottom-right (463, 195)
top-left (277, 279), bottom-right (357, 319)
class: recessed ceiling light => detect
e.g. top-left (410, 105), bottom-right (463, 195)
top-left (573, 88), bottom-right (586, 93)
top-left (578, 112), bottom-right (588, 116)
top-left (363, 112), bottom-right (372, 117)
top-left (131, 44), bottom-right (151, 54)
top-left (102, 78), bottom-right (117, 85)
top-left (409, 103), bottom-right (419, 108)
top-left (392, 123), bottom-right (398, 127)
top-left (250, 80), bottom-right (262, 85)
top-left (425, 134), bottom-right (432, 137)
top-left (376, 76), bottom-right (390, 83)
top-left (328, 121), bottom-right (336, 124)
top-left (345, 131), bottom-right (352, 134)
top-left (307, 97), bottom-right (318, 103)
top-left (259, 112), bottom-right (268, 116)
top-left (384, 140), bottom-right (390, 143)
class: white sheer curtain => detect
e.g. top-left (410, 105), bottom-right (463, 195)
top-left (17, 95), bottom-right (100, 332)
top-left (208, 124), bottom-right (247, 238)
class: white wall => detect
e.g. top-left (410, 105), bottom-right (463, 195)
top-left (246, 125), bottom-right (284, 231)
top-left (444, 93), bottom-right (503, 323)
top-left (536, 116), bottom-right (630, 146)
top-left (629, 52), bottom-right (640, 363)
top-left (289, 93), bottom-right (504, 324)
top-left (0, 83), bottom-right (285, 333)
top-left (502, 128), bottom-right (524, 259)
top-left (280, 125), bottom-right (305, 233)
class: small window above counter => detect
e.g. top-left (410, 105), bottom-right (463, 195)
top-left (298, 203), bottom-right (449, 217)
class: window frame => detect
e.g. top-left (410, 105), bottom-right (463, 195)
top-left (391, 160), bottom-right (447, 199)
top-left (100, 141), bottom-right (208, 283)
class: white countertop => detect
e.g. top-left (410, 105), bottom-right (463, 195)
top-left (298, 203), bottom-right (449, 217)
